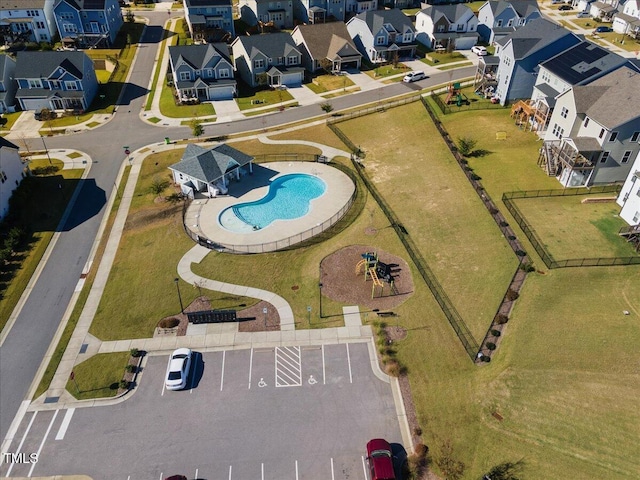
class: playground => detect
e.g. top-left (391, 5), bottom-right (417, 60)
top-left (319, 245), bottom-right (415, 311)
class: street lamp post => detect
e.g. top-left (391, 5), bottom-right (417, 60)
top-left (41, 135), bottom-right (52, 165)
top-left (319, 282), bottom-right (323, 318)
top-left (174, 278), bottom-right (184, 313)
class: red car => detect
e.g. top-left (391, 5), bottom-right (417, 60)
top-left (366, 438), bottom-right (396, 480)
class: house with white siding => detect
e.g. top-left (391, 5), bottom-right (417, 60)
top-left (476, 0), bottom-right (540, 44)
top-left (0, 0), bottom-right (57, 44)
top-left (0, 138), bottom-right (24, 222)
top-left (0, 54), bottom-right (18, 113)
top-left (613, 0), bottom-right (640, 36)
top-left (415, 4), bottom-right (479, 50)
top-left (617, 153), bottom-right (640, 226)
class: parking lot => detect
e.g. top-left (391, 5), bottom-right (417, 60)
top-left (1, 341), bottom-right (404, 479)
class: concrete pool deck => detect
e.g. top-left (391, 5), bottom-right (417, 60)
top-left (184, 161), bottom-right (356, 253)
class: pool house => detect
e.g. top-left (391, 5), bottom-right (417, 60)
top-left (169, 144), bottom-right (254, 198)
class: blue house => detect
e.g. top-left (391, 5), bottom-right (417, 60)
top-left (53, 0), bottom-right (123, 48)
top-left (14, 51), bottom-right (98, 112)
top-left (183, 0), bottom-right (235, 43)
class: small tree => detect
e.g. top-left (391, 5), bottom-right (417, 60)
top-left (190, 118), bottom-right (204, 138)
top-left (484, 459), bottom-right (525, 480)
top-left (435, 439), bottom-right (465, 480)
top-left (457, 136), bottom-right (477, 156)
top-left (320, 102), bottom-right (334, 113)
top-left (149, 176), bottom-right (170, 197)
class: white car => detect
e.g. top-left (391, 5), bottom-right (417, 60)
top-left (403, 71), bottom-right (426, 83)
top-left (576, 11), bottom-right (591, 17)
top-left (471, 45), bottom-right (488, 56)
top-left (165, 348), bottom-right (192, 390)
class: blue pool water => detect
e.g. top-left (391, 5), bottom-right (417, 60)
top-left (219, 173), bottom-right (326, 232)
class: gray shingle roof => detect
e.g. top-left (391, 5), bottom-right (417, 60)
top-left (574, 67), bottom-right (640, 129)
top-left (235, 32), bottom-right (299, 60)
top-left (420, 4), bottom-right (472, 23)
top-left (170, 144), bottom-right (254, 184)
top-left (169, 43), bottom-right (231, 70)
top-left (184, 0), bottom-right (232, 8)
top-left (0, 54), bottom-right (15, 80)
top-left (486, 0), bottom-right (539, 17)
top-left (498, 18), bottom-right (577, 59)
top-left (355, 8), bottom-right (414, 34)
top-left (14, 51), bottom-right (87, 80)
top-left (58, 0), bottom-right (108, 10)
top-left (294, 23), bottom-right (361, 63)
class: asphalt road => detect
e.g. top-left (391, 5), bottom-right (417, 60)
top-left (0, 9), bottom-right (475, 444)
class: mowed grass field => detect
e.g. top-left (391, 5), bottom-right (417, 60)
top-left (337, 102), bottom-right (518, 340)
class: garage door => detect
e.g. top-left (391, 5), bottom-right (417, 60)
top-left (208, 86), bottom-right (236, 101)
top-left (21, 98), bottom-right (50, 112)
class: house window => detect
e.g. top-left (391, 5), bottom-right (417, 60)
top-left (376, 36), bottom-right (385, 45)
top-left (179, 71), bottom-right (190, 81)
top-left (50, 80), bottom-right (61, 89)
top-left (496, 19), bottom-right (503, 27)
top-left (621, 151), bottom-right (632, 163)
top-left (65, 81), bottom-right (78, 90)
top-left (205, 69), bottom-right (213, 78)
top-left (277, 56), bottom-right (284, 65)
top-left (287, 55), bottom-right (297, 65)
top-left (28, 79), bottom-right (42, 88)
top-left (507, 19), bottom-right (514, 26)
top-left (437, 25), bottom-right (445, 32)
top-left (36, 21), bottom-right (45, 29)
top-left (633, 211), bottom-right (639, 223)
top-left (632, 131), bottom-right (640, 142)
top-left (600, 151), bottom-right (610, 163)
top-left (219, 69), bottom-right (230, 78)
top-left (63, 24), bottom-right (77, 33)
top-left (609, 131), bottom-right (618, 141)
top-left (584, 117), bottom-right (589, 127)
top-left (101, 24), bottom-right (108, 33)
top-left (254, 59), bottom-right (264, 69)
top-left (560, 107), bottom-right (568, 118)
top-left (599, 128), bottom-right (605, 138)
top-left (552, 123), bottom-right (564, 138)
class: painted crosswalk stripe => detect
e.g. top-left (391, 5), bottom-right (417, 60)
top-left (275, 346), bottom-right (301, 387)
top-left (28, 409), bottom-right (59, 477)
top-left (55, 408), bottom-right (75, 440)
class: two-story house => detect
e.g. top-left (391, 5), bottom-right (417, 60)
top-left (293, 0), bottom-right (346, 23)
top-left (345, 0), bottom-right (377, 17)
top-left (525, 41), bottom-right (633, 132)
top-left (477, 0), bottom-right (540, 44)
top-left (291, 22), bottom-right (362, 73)
top-left (613, 0), bottom-right (640, 36)
top-left (231, 32), bottom-right (305, 88)
top-left (239, 0), bottom-right (294, 30)
top-left (415, 4), bottom-right (479, 50)
top-left (589, 0), bottom-right (623, 21)
top-left (346, 9), bottom-right (416, 64)
top-left (493, 18), bottom-right (581, 105)
top-left (616, 152), bottom-right (640, 226)
top-left (53, 0), bottom-right (123, 48)
top-left (0, 137), bottom-right (24, 221)
top-left (169, 43), bottom-right (236, 102)
top-left (183, 0), bottom-right (235, 43)
top-left (0, 0), bottom-right (57, 44)
top-left (539, 67), bottom-right (640, 187)
top-left (0, 54), bottom-right (18, 113)
top-left (14, 50), bottom-right (98, 112)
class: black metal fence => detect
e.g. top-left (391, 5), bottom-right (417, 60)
top-left (502, 187), bottom-right (640, 269)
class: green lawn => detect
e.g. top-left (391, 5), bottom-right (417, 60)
top-left (236, 87), bottom-right (294, 111)
top-left (0, 112), bottom-right (21, 133)
top-left (337, 102), bottom-right (518, 341)
top-left (159, 82), bottom-right (216, 118)
top-left (365, 63), bottom-right (409, 79)
top-left (511, 196), bottom-right (637, 259)
top-left (422, 51), bottom-right (468, 67)
top-left (306, 74), bottom-right (354, 94)
top-left (66, 352), bottom-right (130, 400)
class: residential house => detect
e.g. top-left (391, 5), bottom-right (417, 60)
top-left (524, 40), bottom-right (633, 132)
top-left (239, 0), bottom-right (294, 30)
top-left (0, 0), bottom-right (57, 44)
top-left (0, 54), bottom-right (18, 113)
top-left (0, 137), bottom-right (24, 221)
top-left (539, 67), bottom-right (640, 187)
top-left (345, 0), bottom-right (377, 17)
top-left (292, 0), bottom-right (346, 24)
top-left (477, 0), bottom-right (541, 44)
top-left (183, 0), bottom-right (235, 43)
top-left (346, 9), bottom-right (417, 64)
top-left (169, 143), bottom-right (254, 197)
top-left (492, 18), bottom-right (581, 105)
top-left (616, 152), bottom-right (640, 226)
top-left (231, 32), bottom-right (305, 88)
top-left (14, 50), bottom-right (98, 111)
top-left (53, 0), bottom-right (123, 48)
top-left (613, 0), bottom-right (640, 36)
top-left (415, 4), bottom-right (479, 50)
top-left (291, 22), bottom-right (362, 73)
top-left (168, 43), bottom-right (236, 102)
top-left (576, 0), bottom-right (597, 12)
top-left (589, 0), bottom-right (623, 21)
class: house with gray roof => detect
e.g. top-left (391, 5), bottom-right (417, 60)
top-left (539, 67), bottom-right (640, 187)
top-left (293, 0), bottom-right (346, 24)
top-left (53, 0), bottom-right (123, 48)
top-left (291, 22), bottom-right (362, 73)
top-left (14, 50), bottom-right (98, 112)
top-left (168, 43), bottom-right (236, 102)
top-left (169, 143), bottom-right (254, 197)
top-left (528, 40), bottom-right (636, 132)
top-left (0, 137), bottom-right (24, 221)
top-left (346, 9), bottom-right (417, 64)
top-left (477, 0), bottom-right (541, 44)
top-left (183, 0), bottom-right (234, 43)
top-left (492, 18), bottom-right (581, 105)
top-left (589, 0), bottom-right (622, 21)
top-left (0, 0), bottom-right (58, 45)
top-left (231, 32), bottom-right (305, 88)
top-left (239, 0), bottom-right (294, 29)
top-left (0, 54), bottom-right (18, 113)
top-left (415, 4), bottom-right (479, 50)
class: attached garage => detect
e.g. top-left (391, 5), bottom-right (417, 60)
top-left (19, 97), bottom-right (50, 112)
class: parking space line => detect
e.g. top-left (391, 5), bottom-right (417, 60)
top-left (28, 409), bottom-right (59, 477)
top-left (346, 343), bottom-right (353, 383)
top-left (55, 408), bottom-right (75, 440)
top-left (331, 457), bottom-right (335, 480)
top-left (194, 468), bottom-right (198, 479)
top-left (228, 465), bottom-right (232, 480)
top-left (248, 348), bottom-right (254, 389)
top-left (5, 411), bottom-right (37, 476)
top-left (190, 358), bottom-right (197, 394)
top-left (295, 460), bottom-right (299, 480)
top-left (261, 462), bottom-right (264, 480)
top-left (220, 350), bottom-right (226, 391)
top-left (361, 455), bottom-right (368, 480)
top-left (322, 345), bottom-right (326, 385)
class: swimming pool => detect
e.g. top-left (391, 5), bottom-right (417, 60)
top-left (218, 173), bottom-right (326, 233)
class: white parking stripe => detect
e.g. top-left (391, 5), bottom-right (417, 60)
top-left (195, 468), bottom-right (198, 479)
top-left (295, 460), bottom-right (299, 480)
top-left (361, 455), bottom-right (369, 480)
top-left (248, 348), bottom-right (254, 389)
top-left (228, 465), bottom-right (232, 480)
top-left (322, 345), bottom-right (326, 385)
top-left (28, 409), bottom-right (59, 477)
top-left (331, 457), bottom-right (335, 480)
top-left (55, 408), bottom-right (75, 440)
top-left (346, 343), bottom-right (353, 383)
top-left (220, 350), bottom-right (226, 391)
top-left (5, 411), bottom-right (37, 476)
top-left (261, 462), bottom-right (264, 480)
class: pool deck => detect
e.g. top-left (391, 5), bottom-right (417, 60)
top-left (184, 161), bottom-right (355, 252)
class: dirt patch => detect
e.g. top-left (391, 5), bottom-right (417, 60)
top-left (320, 245), bottom-right (414, 311)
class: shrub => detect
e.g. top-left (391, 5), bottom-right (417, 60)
top-left (320, 102), bottom-right (334, 113)
top-left (457, 136), bottom-right (477, 156)
top-left (125, 364), bottom-right (137, 373)
top-left (499, 220), bottom-right (509, 227)
top-left (130, 348), bottom-right (140, 357)
top-left (515, 249), bottom-right (527, 257)
top-left (119, 379), bottom-right (130, 389)
top-left (489, 207), bottom-right (499, 215)
top-left (519, 261), bottom-right (535, 272)
top-left (495, 314), bottom-right (509, 325)
top-left (413, 426), bottom-right (423, 437)
top-left (158, 317), bottom-right (180, 329)
top-left (482, 355), bottom-right (491, 362)
top-left (31, 165), bottom-right (60, 176)
top-left (506, 289), bottom-right (519, 301)
top-left (414, 443), bottom-right (428, 458)
top-left (490, 329), bottom-right (501, 337)
top-left (486, 342), bottom-right (496, 350)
